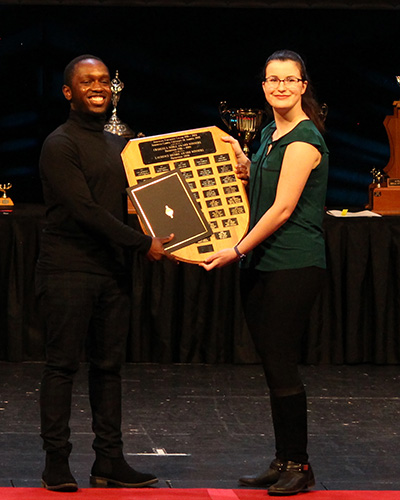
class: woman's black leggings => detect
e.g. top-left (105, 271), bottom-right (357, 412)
top-left (240, 266), bottom-right (325, 397)
top-left (240, 266), bottom-right (325, 462)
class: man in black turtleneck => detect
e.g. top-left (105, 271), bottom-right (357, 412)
top-left (36, 55), bottom-right (172, 492)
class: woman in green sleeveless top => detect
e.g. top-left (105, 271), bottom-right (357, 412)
top-left (201, 50), bottom-right (328, 495)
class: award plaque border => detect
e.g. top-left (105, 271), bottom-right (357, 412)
top-left (122, 126), bottom-right (250, 263)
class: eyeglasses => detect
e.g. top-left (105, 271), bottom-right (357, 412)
top-left (263, 76), bottom-right (304, 89)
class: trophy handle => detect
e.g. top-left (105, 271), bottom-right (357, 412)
top-left (319, 103), bottom-right (328, 122)
top-left (219, 101), bottom-right (236, 131)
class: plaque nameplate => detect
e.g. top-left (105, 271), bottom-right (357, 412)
top-left (139, 131), bottom-right (216, 165)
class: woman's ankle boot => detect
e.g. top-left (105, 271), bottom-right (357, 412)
top-left (268, 461), bottom-right (315, 496)
top-left (238, 458), bottom-right (286, 487)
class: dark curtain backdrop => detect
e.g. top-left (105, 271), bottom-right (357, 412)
top-left (1, 206), bottom-right (400, 365)
top-left (1, 5), bottom-right (400, 208)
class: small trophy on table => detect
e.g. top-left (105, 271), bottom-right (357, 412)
top-left (219, 101), bottom-right (265, 156)
top-left (0, 183), bottom-right (14, 212)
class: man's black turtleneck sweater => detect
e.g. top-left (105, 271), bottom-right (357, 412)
top-left (37, 110), bottom-right (152, 275)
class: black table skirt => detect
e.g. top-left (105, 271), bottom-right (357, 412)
top-left (1, 204), bottom-right (399, 364)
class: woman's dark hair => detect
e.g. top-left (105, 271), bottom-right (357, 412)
top-left (263, 49), bottom-right (325, 133)
top-left (63, 54), bottom-right (106, 87)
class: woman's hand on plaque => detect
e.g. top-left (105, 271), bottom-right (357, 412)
top-left (221, 135), bottom-right (250, 185)
top-left (234, 162), bottom-right (250, 186)
top-left (199, 247), bottom-right (238, 271)
top-left (221, 135), bottom-right (251, 167)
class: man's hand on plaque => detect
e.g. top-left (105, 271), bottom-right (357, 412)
top-left (146, 234), bottom-right (176, 262)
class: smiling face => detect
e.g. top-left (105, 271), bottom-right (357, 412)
top-left (62, 58), bottom-right (111, 116)
top-left (262, 59), bottom-right (307, 114)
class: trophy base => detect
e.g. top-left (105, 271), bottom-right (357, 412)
top-left (1, 197), bottom-right (14, 214)
top-left (1, 197), bottom-right (14, 207)
top-left (104, 114), bottom-right (135, 139)
top-left (369, 184), bottom-right (400, 215)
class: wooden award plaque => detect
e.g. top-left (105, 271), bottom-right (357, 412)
top-left (121, 126), bottom-right (250, 263)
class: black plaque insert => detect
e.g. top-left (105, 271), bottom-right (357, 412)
top-left (139, 131), bottom-right (216, 165)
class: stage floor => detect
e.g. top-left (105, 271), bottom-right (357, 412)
top-left (0, 362), bottom-right (399, 491)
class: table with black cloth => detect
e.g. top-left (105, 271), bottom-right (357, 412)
top-left (0, 204), bottom-right (46, 362)
top-left (1, 204), bottom-right (399, 364)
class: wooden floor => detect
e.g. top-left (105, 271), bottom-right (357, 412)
top-left (0, 362), bottom-right (399, 490)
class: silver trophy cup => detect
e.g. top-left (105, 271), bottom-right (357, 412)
top-left (219, 101), bottom-right (265, 156)
top-left (104, 71), bottom-right (136, 138)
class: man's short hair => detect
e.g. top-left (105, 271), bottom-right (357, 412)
top-left (63, 54), bottom-right (106, 87)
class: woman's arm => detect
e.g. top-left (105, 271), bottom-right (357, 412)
top-left (200, 141), bottom-right (321, 270)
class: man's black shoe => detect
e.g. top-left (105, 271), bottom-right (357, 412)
top-left (42, 451), bottom-right (78, 492)
top-left (90, 456), bottom-right (158, 488)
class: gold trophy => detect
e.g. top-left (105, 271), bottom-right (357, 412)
top-left (104, 71), bottom-right (136, 139)
top-left (367, 77), bottom-right (400, 214)
top-left (219, 101), bottom-right (265, 156)
top-left (0, 183), bottom-right (14, 211)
